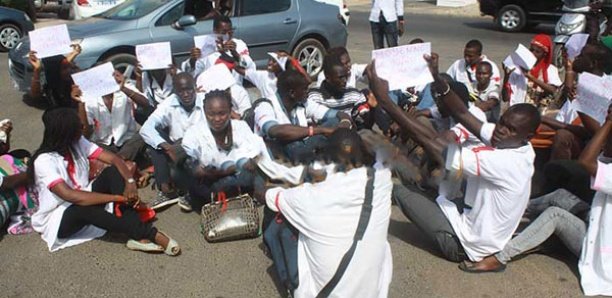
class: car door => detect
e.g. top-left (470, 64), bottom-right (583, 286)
top-left (148, 1), bottom-right (214, 63)
top-left (233, 0), bottom-right (299, 68)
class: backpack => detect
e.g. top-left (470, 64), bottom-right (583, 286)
top-left (241, 98), bottom-right (272, 130)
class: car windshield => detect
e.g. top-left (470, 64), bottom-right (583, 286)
top-left (97, 0), bottom-right (171, 20)
top-left (563, 0), bottom-right (590, 9)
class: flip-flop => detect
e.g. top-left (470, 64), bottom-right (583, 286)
top-left (158, 231), bottom-right (181, 256)
top-left (126, 239), bottom-right (164, 253)
top-left (458, 260), bottom-right (506, 273)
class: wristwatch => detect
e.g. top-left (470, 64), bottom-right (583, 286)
top-left (127, 178), bottom-right (136, 184)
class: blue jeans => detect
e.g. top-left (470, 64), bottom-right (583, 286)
top-left (371, 15), bottom-right (399, 49)
top-left (280, 117), bottom-right (339, 164)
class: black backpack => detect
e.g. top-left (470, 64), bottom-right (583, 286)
top-left (242, 98), bottom-right (272, 131)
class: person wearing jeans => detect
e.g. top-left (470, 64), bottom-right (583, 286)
top-left (369, 0), bottom-right (404, 49)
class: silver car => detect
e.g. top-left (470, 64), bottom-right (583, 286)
top-left (8, 0), bottom-right (348, 92)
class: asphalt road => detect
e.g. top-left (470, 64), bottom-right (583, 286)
top-left (0, 8), bottom-right (585, 298)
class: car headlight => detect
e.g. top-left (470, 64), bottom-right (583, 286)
top-left (23, 13), bottom-right (31, 22)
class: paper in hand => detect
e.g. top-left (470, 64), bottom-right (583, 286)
top-left (29, 24), bottom-right (72, 59)
top-left (572, 72), bottom-right (612, 124)
top-left (193, 34), bottom-right (218, 58)
top-left (196, 64), bottom-right (236, 93)
top-left (372, 43), bottom-right (434, 90)
top-left (71, 62), bottom-right (119, 103)
top-left (135, 42), bottom-right (173, 70)
top-left (510, 44), bottom-right (537, 70)
top-left (565, 34), bottom-right (589, 60)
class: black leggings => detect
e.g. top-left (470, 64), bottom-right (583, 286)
top-left (57, 167), bottom-right (157, 242)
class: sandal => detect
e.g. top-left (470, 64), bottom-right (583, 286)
top-left (158, 231), bottom-right (181, 256)
top-left (458, 260), bottom-right (506, 273)
top-left (126, 239), bottom-right (164, 253)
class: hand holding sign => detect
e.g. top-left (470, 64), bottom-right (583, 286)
top-left (572, 72), bottom-right (612, 124)
top-left (71, 62), bottom-right (119, 103)
top-left (505, 44), bottom-right (537, 72)
top-left (193, 35), bottom-right (218, 58)
top-left (136, 42), bottom-right (173, 70)
top-left (371, 43), bottom-right (434, 90)
top-left (29, 24), bottom-right (72, 59)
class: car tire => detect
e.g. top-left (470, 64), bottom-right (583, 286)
top-left (104, 53), bottom-right (138, 75)
top-left (0, 23), bottom-right (22, 51)
top-left (497, 5), bottom-right (526, 32)
top-left (292, 38), bottom-right (326, 80)
top-left (552, 43), bottom-right (565, 76)
top-left (58, 5), bottom-right (71, 20)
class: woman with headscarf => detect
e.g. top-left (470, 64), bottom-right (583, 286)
top-left (502, 34), bottom-right (562, 114)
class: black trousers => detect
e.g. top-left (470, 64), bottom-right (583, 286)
top-left (57, 166), bottom-right (157, 242)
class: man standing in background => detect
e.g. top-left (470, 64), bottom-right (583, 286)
top-left (369, 0), bottom-right (404, 49)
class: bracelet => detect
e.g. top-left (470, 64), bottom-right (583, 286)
top-left (308, 126), bottom-right (314, 137)
top-left (340, 119), bottom-right (353, 129)
top-left (434, 84), bottom-right (451, 98)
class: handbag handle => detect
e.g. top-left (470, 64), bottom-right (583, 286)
top-left (217, 192), bottom-right (228, 212)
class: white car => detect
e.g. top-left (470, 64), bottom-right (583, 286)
top-left (72, 0), bottom-right (125, 20)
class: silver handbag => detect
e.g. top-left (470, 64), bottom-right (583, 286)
top-left (200, 193), bottom-right (261, 243)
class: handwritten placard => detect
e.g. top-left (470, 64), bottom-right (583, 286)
top-left (372, 43), bottom-right (433, 90)
top-left (71, 62), bottom-right (119, 103)
top-left (29, 24), bottom-right (72, 59)
top-left (509, 44), bottom-right (537, 71)
top-left (193, 34), bottom-right (218, 58)
top-left (196, 64), bottom-right (236, 92)
top-left (565, 33), bottom-right (589, 60)
top-left (572, 72), bottom-right (612, 124)
top-left (136, 42), bottom-right (172, 70)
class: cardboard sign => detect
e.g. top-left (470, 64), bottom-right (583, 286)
top-left (193, 34), bottom-right (218, 58)
top-left (29, 24), bottom-right (72, 59)
top-left (135, 42), bottom-right (172, 70)
top-left (196, 64), bottom-right (236, 92)
top-left (565, 33), bottom-right (589, 60)
top-left (71, 62), bottom-right (119, 102)
top-left (572, 72), bottom-right (612, 124)
top-left (372, 43), bottom-right (434, 90)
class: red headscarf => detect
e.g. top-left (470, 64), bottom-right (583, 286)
top-left (529, 34), bottom-right (553, 83)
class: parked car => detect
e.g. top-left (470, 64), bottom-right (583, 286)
top-left (73, 0), bottom-right (126, 20)
top-left (8, 0), bottom-right (348, 92)
top-left (0, 0), bottom-right (37, 21)
top-left (0, 6), bottom-right (34, 51)
top-left (479, 0), bottom-right (564, 32)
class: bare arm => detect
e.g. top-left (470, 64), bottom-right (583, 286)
top-left (525, 71), bottom-right (559, 95)
top-left (50, 181), bottom-right (126, 206)
top-left (28, 51), bottom-right (43, 100)
top-left (267, 125), bottom-right (334, 142)
top-left (70, 85), bottom-right (93, 138)
top-left (0, 172), bottom-right (28, 191)
top-left (578, 108), bottom-right (612, 176)
top-left (96, 149), bottom-right (139, 203)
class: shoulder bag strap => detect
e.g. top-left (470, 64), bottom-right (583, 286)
top-left (316, 167), bottom-right (376, 298)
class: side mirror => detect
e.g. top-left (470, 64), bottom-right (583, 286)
top-left (173, 15), bottom-right (197, 30)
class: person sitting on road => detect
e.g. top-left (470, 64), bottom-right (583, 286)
top-left (28, 44), bottom-right (82, 108)
top-left (235, 50), bottom-right (289, 103)
top-left (29, 108), bottom-right (180, 255)
top-left (71, 65), bottom-right (149, 162)
top-left (446, 40), bottom-right (501, 94)
top-left (252, 69), bottom-right (353, 163)
top-left (181, 15), bottom-right (255, 85)
top-left (257, 128), bottom-right (393, 298)
top-left (502, 34), bottom-right (562, 113)
top-left (315, 47), bottom-right (367, 88)
top-left (459, 106), bottom-right (612, 298)
top-left (140, 73), bottom-right (205, 210)
top-left (179, 90), bottom-right (264, 212)
top-left (472, 61), bottom-right (501, 122)
top-left (134, 63), bottom-right (179, 124)
top-left (371, 53), bottom-right (541, 263)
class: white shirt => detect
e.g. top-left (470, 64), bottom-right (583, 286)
top-left (579, 156), bottom-right (612, 296)
top-left (245, 69), bottom-right (278, 102)
top-left (266, 165), bottom-right (393, 298)
top-left (84, 83), bottom-right (140, 147)
top-left (140, 93), bottom-right (205, 148)
top-left (201, 38), bottom-right (255, 86)
top-left (31, 137), bottom-right (110, 252)
top-left (182, 119), bottom-right (264, 170)
top-left (369, 0), bottom-right (403, 23)
top-left (229, 84), bottom-right (252, 116)
top-left (447, 56), bottom-right (501, 94)
top-left (253, 98), bottom-right (332, 137)
top-left (438, 123), bottom-right (535, 261)
top-left (141, 71), bottom-right (174, 106)
top-left (507, 65), bottom-right (562, 107)
top-left (315, 64), bottom-right (367, 88)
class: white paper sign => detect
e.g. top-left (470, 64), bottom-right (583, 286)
top-left (29, 24), bottom-right (72, 59)
top-left (510, 44), bottom-right (537, 71)
top-left (136, 42), bottom-right (172, 70)
top-left (193, 34), bottom-right (218, 58)
top-left (196, 64), bottom-right (236, 92)
top-left (71, 62), bottom-right (119, 102)
top-left (565, 33), bottom-right (589, 60)
top-left (372, 43), bottom-right (434, 90)
top-left (502, 55), bottom-right (515, 69)
top-left (572, 72), bottom-right (612, 124)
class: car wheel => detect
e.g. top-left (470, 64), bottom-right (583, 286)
top-left (58, 5), bottom-right (71, 20)
top-left (292, 38), bottom-right (326, 80)
top-left (104, 53), bottom-right (138, 77)
top-left (552, 43), bottom-right (565, 76)
top-left (497, 5), bottom-right (526, 32)
top-left (0, 24), bottom-right (22, 51)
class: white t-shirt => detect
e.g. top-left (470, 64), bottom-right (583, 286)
top-left (31, 137), bottom-right (111, 252)
top-left (507, 65), bottom-right (562, 107)
top-left (142, 71), bottom-right (174, 106)
top-left (182, 119), bottom-right (264, 170)
top-left (265, 165), bottom-right (393, 298)
top-left (253, 98), bottom-right (332, 137)
top-left (245, 69), bottom-right (278, 101)
top-left (84, 83), bottom-right (140, 147)
top-left (437, 123), bottom-right (535, 261)
top-left (229, 84), bottom-right (252, 116)
top-left (315, 64), bottom-right (367, 88)
top-left (447, 56), bottom-right (501, 93)
top-left (579, 156), bottom-right (612, 296)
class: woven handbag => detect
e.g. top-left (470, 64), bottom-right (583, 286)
top-left (200, 192), bottom-right (261, 243)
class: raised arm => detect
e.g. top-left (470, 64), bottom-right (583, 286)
top-left (579, 106), bottom-right (612, 176)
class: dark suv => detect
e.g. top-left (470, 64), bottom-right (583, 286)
top-left (479, 0), bottom-right (564, 32)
